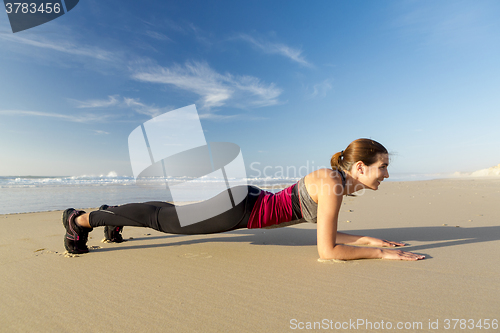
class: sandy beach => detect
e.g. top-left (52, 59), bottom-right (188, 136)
top-left (1, 179), bottom-right (499, 332)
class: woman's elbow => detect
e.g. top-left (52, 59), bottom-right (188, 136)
top-left (317, 244), bottom-right (337, 260)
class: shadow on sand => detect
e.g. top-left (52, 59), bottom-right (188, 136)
top-left (90, 225), bottom-right (500, 258)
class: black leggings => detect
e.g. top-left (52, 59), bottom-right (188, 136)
top-left (89, 185), bottom-right (261, 235)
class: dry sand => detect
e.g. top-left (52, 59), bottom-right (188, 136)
top-left (1, 179), bottom-right (499, 332)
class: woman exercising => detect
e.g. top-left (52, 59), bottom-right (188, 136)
top-left (62, 138), bottom-right (425, 261)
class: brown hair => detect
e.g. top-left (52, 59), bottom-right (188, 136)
top-left (330, 138), bottom-right (388, 172)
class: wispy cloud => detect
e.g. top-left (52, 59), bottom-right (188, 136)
top-left (188, 23), bottom-right (213, 46)
top-left (0, 110), bottom-right (112, 123)
top-left (198, 113), bottom-right (238, 121)
top-left (0, 34), bottom-right (114, 61)
top-left (71, 95), bottom-right (120, 108)
top-left (307, 79), bottom-right (333, 99)
top-left (123, 97), bottom-right (172, 117)
top-left (235, 34), bottom-right (312, 67)
top-left (145, 30), bottom-right (172, 42)
top-left (70, 94), bottom-right (259, 121)
top-left (130, 60), bottom-right (282, 109)
top-left (70, 95), bottom-right (172, 118)
top-left (1, 94), bottom-right (170, 122)
top-left (91, 130), bottom-right (110, 135)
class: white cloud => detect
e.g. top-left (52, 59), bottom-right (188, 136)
top-left (198, 113), bottom-right (238, 120)
top-left (1, 23), bottom-right (281, 114)
top-left (123, 97), bottom-right (171, 117)
top-left (308, 79), bottom-right (333, 99)
top-left (0, 110), bottom-right (112, 123)
top-left (145, 31), bottom-right (172, 42)
top-left (70, 95), bottom-right (172, 118)
top-left (0, 34), bottom-right (114, 61)
top-left (236, 34), bottom-right (312, 67)
top-left (131, 60), bottom-right (282, 109)
top-left (91, 130), bottom-right (110, 135)
top-left (72, 95), bottom-right (120, 108)
top-left (1, 94), bottom-right (169, 122)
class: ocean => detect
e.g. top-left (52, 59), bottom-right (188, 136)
top-left (0, 175), bottom-right (298, 214)
top-left (0, 172), bottom-right (457, 214)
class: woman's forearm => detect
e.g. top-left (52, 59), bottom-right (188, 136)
top-left (319, 244), bottom-right (382, 260)
top-left (336, 233), bottom-right (408, 248)
top-left (335, 232), bottom-right (369, 245)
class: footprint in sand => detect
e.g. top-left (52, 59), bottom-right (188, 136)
top-left (34, 249), bottom-right (63, 256)
top-left (179, 252), bottom-right (212, 259)
top-left (33, 246), bottom-right (102, 258)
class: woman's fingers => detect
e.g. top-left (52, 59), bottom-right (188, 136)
top-left (401, 251), bottom-right (425, 260)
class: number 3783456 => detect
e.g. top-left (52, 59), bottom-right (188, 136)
top-left (5, 3), bottom-right (61, 14)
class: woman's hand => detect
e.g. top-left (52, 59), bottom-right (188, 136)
top-left (380, 248), bottom-right (425, 261)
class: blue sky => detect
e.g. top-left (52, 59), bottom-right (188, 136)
top-left (1, 0), bottom-right (499, 179)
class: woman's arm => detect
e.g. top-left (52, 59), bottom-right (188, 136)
top-left (316, 199), bottom-right (384, 260)
top-left (314, 173), bottom-right (424, 261)
top-left (336, 232), bottom-right (407, 247)
top-left (318, 223), bottom-right (424, 261)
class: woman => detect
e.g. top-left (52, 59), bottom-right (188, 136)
top-left (63, 138), bottom-right (424, 261)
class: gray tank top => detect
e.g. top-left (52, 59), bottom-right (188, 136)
top-left (299, 169), bottom-right (346, 223)
top-left (262, 170), bottom-right (345, 229)
top-left (298, 177), bottom-right (319, 223)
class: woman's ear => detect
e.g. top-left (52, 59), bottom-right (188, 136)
top-left (353, 161), bottom-right (365, 175)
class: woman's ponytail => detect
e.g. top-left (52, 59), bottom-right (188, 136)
top-left (330, 151), bottom-right (344, 171)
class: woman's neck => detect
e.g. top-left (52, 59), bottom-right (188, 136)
top-left (343, 171), bottom-right (368, 195)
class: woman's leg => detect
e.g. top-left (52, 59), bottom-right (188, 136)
top-left (156, 185), bottom-right (260, 234)
top-left (83, 185), bottom-right (260, 234)
top-left (64, 186), bottom-right (260, 253)
top-left (88, 201), bottom-right (167, 231)
top-left (74, 201), bottom-right (169, 229)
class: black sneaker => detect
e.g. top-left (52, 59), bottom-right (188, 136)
top-left (62, 208), bottom-right (92, 254)
top-left (104, 226), bottom-right (124, 243)
top-left (99, 205), bottom-right (124, 243)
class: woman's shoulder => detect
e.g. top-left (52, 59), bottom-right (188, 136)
top-left (304, 168), bottom-right (344, 201)
top-left (305, 168), bottom-right (343, 184)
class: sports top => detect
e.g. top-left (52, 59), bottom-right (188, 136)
top-left (247, 170), bottom-right (346, 229)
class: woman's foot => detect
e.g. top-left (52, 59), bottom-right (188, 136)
top-left (99, 205), bottom-right (124, 243)
top-left (62, 208), bottom-right (93, 254)
top-left (103, 226), bottom-right (124, 243)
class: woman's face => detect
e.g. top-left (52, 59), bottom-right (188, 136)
top-left (359, 153), bottom-right (390, 190)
